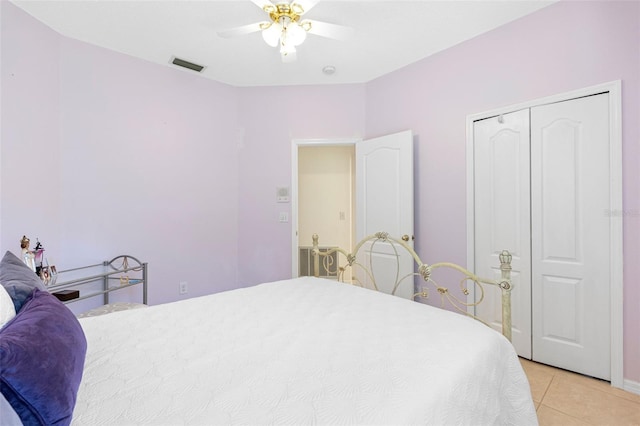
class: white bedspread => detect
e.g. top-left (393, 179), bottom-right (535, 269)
top-left (73, 277), bottom-right (537, 425)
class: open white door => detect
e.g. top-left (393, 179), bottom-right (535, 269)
top-left (356, 130), bottom-right (414, 298)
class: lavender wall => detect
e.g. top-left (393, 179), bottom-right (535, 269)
top-left (236, 84), bottom-right (365, 286)
top-left (1, 1), bottom-right (62, 259)
top-left (1, 2), bottom-right (241, 308)
top-left (365, 0), bottom-right (640, 383)
top-left (57, 37), bottom-right (241, 307)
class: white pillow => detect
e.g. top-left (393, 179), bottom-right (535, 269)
top-left (0, 284), bottom-right (16, 328)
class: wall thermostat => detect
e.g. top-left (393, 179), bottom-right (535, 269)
top-left (276, 187), bottom-right (290, 203)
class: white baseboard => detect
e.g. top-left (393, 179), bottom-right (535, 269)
top-left (624, 379), bottom-right (640, 396)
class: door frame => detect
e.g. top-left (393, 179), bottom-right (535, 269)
top-left (290, 138), bottom-right (360, 278)
top-left (465, 80), bottom-right (623, 389)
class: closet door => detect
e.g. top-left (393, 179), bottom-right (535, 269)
top-left (530, 94), bottom-right (611, 380)
top-left (473, 109), bottom-right (531, 358)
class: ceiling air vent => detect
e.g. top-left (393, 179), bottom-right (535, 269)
top-left (170, 57), bottom-right (205, 73)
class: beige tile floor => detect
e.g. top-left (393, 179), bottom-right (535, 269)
top-left (520, 358), bottom-right (640, 425)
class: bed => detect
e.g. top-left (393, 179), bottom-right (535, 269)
top-left (0, 233), bottom-right (537, 425)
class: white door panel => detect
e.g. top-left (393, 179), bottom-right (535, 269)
top-left (473, 109), bottom-right (532, 358)
top-left (363, 241), bottom-right (413, 299)
top-left (356, 130), bottom-right (414, 299)
top-left (469, 83), bottom-right (622, 386)
top-left (531, 94), bottom-right (610, 380)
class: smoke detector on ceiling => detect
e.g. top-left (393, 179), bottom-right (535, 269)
top-left (322, 65), bottom-right (336, 75)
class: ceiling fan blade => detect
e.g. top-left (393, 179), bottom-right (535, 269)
top-left (304, 19), bottom-right (355, 41)
top-left (251, 0), bottom-right (276, 13)
top-left (291, 0), bottom-right (318, 15)
top-left (217, 22), bottom-right (265, 39)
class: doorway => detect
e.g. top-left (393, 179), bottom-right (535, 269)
top-left (291, 131), bottom-right (415, 295)
top-left (298, 144), bottom-right (355, 277)
top-left (291, 139), bottom-right (358, 279)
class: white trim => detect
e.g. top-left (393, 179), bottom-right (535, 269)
top-left (624, 379), bottom-right (640, 396)
top-left (466, 80), bottom-right (624, 389)
top-left (290, 138), bottom-right (360, 278)
top-left (608, 81), bottom-right (624, 390)
top-left (465, 117), bottom-right (476, 317)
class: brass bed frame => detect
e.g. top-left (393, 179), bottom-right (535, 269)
top-left (312, 232), bottom-right (514, 341)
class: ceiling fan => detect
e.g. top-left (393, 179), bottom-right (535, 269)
top-left (217, 0), bottom-right (354, 63)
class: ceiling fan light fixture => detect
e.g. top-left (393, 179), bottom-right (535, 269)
top-left (300, 20), bottom-right (312, 32)
top-left (286, 22), bottom-right (307, 46)
top-left (280, 41), bottom-right (296, 56)
top-left (224, 0), bottom-right (353, 63)
top-left (263, 4), bottom-right (276, 14)
top-left (262, 22), bottom-right (282, 47)
top-left (290, 3), bottom-right (304, 15)
top-left (281, 51), bottom-right (297, 63)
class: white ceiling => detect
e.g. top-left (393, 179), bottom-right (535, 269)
top-left (12, 0), bottom-right (556, 87)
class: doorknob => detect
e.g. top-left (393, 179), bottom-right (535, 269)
top-left (402, 234), bottom-right (411, 242)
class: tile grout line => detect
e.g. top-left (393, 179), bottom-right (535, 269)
top-left (524, 359), bottom-right (640, 424)
top-left (537, 370), bottom-right (556, 405)
top-left (540, 404), bottom-right (598, 426)
top-left (539, 374), bottom-right (598, 425)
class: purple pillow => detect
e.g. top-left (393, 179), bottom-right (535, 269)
top-left (0, 251), bottom-right (46, 312)
top-left (0, 289), bottom-right (87, 426)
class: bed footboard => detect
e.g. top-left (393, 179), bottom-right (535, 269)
top-left (311, 232), bottom-right (513, 341)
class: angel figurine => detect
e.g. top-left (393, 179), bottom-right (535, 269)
top-left (20, 235), bottom-right (36, 272)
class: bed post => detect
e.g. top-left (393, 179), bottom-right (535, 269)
top-left (312, 233), bottom-right (319, 278)
top-left (499, 251), bottom-right (513, 342)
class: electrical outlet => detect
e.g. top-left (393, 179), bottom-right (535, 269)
top-left (179, 281), bottom-right (188, 295)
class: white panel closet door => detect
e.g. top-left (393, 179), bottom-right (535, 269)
top-left (473, 109), bottom-right (532, 358)
top-left (530, 94), bottom-right (611, 380)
